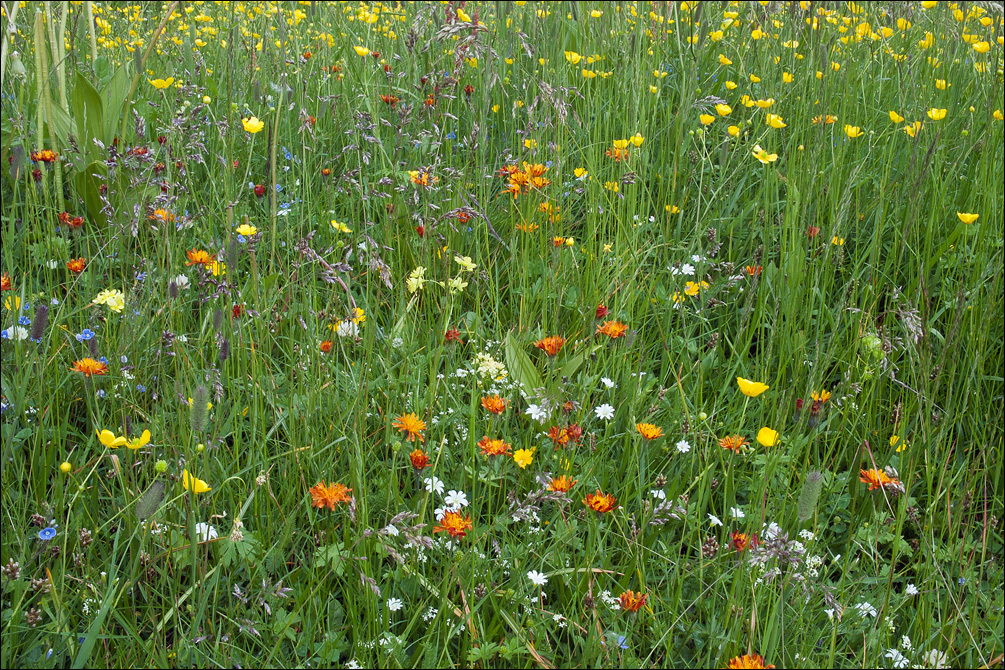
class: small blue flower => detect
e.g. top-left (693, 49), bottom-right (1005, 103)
top-left (18, 315), bottom-right (30, 326)
top-left (446, 131), bottom-right (456, 140)
top-left (76, 329), bottom-right (95, 342)
top-left (99, 356), bottom-right (108, 365)
top-left (600, 635), bottom-right (629, 650)
top-left (0, 329), bottom-right (9, 340)
top-left (136, 384), bottom-right (146, 393)
top-left (120, 355), bottom-right (128, 364)
top-left (275, 184), bottom-right (283, 192)
top-left (238, 235), bottom-right (247, 243)
top-left (95, 390), bottom-right (107, 399)
top-left (958, 577), bottom-right (966, 585)
top-left (38, 527), bottom-right (57, 541)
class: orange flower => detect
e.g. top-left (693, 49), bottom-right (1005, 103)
top-left (548, 425), bottom-right (571, 448)
top-left (186, 249), bottom-right (215, 266)
top-left (31, 149), bottom-right (57, 163)
top-left (727, 653), bottom-right (775, 669)
top-left (582, 489), bottom-right (617, 513)
top-left (481, 395), bottom-right (507, 414)
top-left (409, 448), bottom-right (431, 469)
top-left (859, 468), bottom-right (900, 491)
top-left (320, 340), bottom-right (333, 353)
top-left (533, 335), bottom-right (566, 356)
top-left (71, 358), bottom-right (108, 377)
top-left (0, 274), bottom-right (11, 291)
top-left (619, 590), bottom-right (648, 613)
top-left (718, 435), bottom-right (748, 453)
top-left (477, 436), bottom-right (512, 456)
top-left (149, 208), bottom-right (175, 223)
top-left (392, 412), bottom-right (426, 442)
top-left (321, 168), bottom-right (331, 176)
top-left (309, 480), bottom-right (353, 510)
top-left (66, 258), bottom-right (86, 274)
top-left (433, 510), bottom-right (473, 538)
top-left (595, 320), bottom-right (629, 338)
top-left (730, 532), bottom-right (758, 552)
top-left (444, 326), bottom-right (464, 343)
top-left (746, 265), bottom-right (762, 276)
top-left (379, 93), bottom-right (399, 107)
top-left (605, 146), bottom-right (630, 162)
top-left (636, 423), bottom-right (663, 440)
top-left (547, 475), bottom-right (577, 492)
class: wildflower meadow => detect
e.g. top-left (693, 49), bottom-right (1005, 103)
top-left (1, 1), bottom-right (1004, 667)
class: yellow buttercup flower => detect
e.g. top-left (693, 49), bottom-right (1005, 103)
top-left (353, 45), bottom-right (370, 56)
top-left (756, 427), bottom-right (780, 447)
top-left (903, 121), bottom-right (923, 137)
top-left (956, 212), bottom-right (979, 224)
top-left (766, 113), bottom-right (786, 129)
top-left (719, 54), bottom-right (732, 65)
top-left (182, 469), bottom-right (212, 494)
top-left (513, 447), bottom-right (535, 469)
top-left (727, 125), bottom-right (740, 137)
top-left (242, 116), bottom-right (265, 133)
top-left (149, 77), bottom-right (175, 89)
top-left (927, 108), bottom-right (947, 121)
top-left (889, 111), bottom-right (904, 123)
top-left (715, 103), bottom-right (732, 116)
top-left (97, 429), bottom-right (127, 448)
top-left (236, 223), bottom-right (257, 237)
top-left (973, 41), bottom-right (990, 54)
top-left (736, 377), bottom-right (769, 397)
top-left (629, 133), bottom-right (645, 147)
top-left (751, 144), bottom-right (778, 164)
top-left (126, 430), bottom-right (151, 450)
top-left (699, 114), bottom-right (715, 125)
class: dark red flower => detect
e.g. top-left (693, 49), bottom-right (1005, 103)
top-left (254, 184), bottom-right (266, 198)
top-left (444, 327), bottom-right (463, 343)
top-left (596, 304), bottom-right (609, 319)
top-left (233, 304), bottom-right (244, 318)
top-left (415, 225), bottom-right (424, 237)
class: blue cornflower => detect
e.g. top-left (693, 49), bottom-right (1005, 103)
top-left (38, 527), bottom-right (57, 541)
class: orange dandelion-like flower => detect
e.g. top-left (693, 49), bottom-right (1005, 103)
top-left (379, 93), bottom-right (399, 107)
top-left (66, 258), bottom-right (87, 274)
top-left (0, 274), bottom-right (10, 291)
top-left (718, 435), bottom-right (748, 453)
top-left (392, 412), bottom-right (426, 442)
top-left (67, 215), bottom-right (85, 229)
top-left (727, 653), bottom-right (775, 669)
top-left (636, 423), bottom-right (663, 440)
top-left (319, 340), bottom-right (333, 353)
top-left (596, 320), bottom-right (629, 339)
top-left (730, 532), bottom-right (758, 552)
top-left (409, 448), bottom-right (431, 469)
top-left (548, 426), bottom-right (572, 448)
top-left (746, 265), bottom-right (762, 276)
top-left (859, 468), bottom-right (900, 491)
top-left (186, 249), bottom-right (215, 266)
top-left (807, 225), bottom-right (821, 238)
top-left (582, 489), bottom-right (617, 513)
top-left (547, 475), bottom-right (577, 492)
top-left (619, 590), bottom-right (648, 613)
top-left (477, 436), bottom-right (512, 457)
top-left (149, 208), bottom-right (175, 223)
top-left (515, 222), bottom-right (539, 233)
top-left (71, 358), bottom-right (108, 377)
top-left (433, 511), bottom-right (473, 538)
top-left (605, 146), bottom-right (630, 162)
top-left (309, 481), bottom-right (353, 511)
top-left (321, 168), bottom-right (331, 177)
top-left (31, 149), bottom-right (58, 163)
top-left (534, 335), bottom-right (566, 357)
top-left (481, 395), bottom-right (507, 414)
top-left (444, 326), bottom-right (464, 343)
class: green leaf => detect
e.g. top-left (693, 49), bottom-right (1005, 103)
top-left (74, 161), bottom-right (108, 227)
top-left (71, 70), bottom-right (104, 153)
top-left (314, 542), bottom-right (347, 576)
top-left (504, 332), bottom-right (544, 396)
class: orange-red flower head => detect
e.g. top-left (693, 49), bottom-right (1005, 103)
top-left (477, 436), bottom-right (512, 457)
top-left (727, 653), bottom-right (775, 669)
top-left (534, 335), bottom-right (566, 356)
top-left (730, 532), bottom-right (758, 552)
top-left (66, 258), bottom-right (87, 274)
top-left (433, 511), bottom-right (473, 538)
top-left (859, 468), bottom-right (901, 491)
top-left (619, 590), bottom-right (648, 613)
top-left (547, 475), bottom-right (577, 493)
top-left (309, 481), bottom-right (353, 510)
top-left (582, 489), bottom-right (617, 513)
top-left (71, 358), bottom-right (108, 377)
top-left (636, 423), bottom-right (663, 440)
top-left (409, 448), bottom-right (431, 469)
top-left (481, 395), bottom-right (507, 414)
top-left (186, 249), bottom-right (215, 266)
top-left (596, 320), bottom-right (629, 339)
top-left (393, 412), bottom-right (426, 442)
top-left (718, 435), bottom-right (748, 453)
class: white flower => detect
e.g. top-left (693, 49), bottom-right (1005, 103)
top-left (434, 507), bottom-right (446, 521)
top-left (194, 523), bottom-right (218, 541)
top-left (855, 602), bottom-right (878, 618)
top-left (422, 607), bottom-right (438, 622)
top-left (905, 583), bottom-right (919, 596)
top-left (525, 404), bottom-right (551, 423)
top-left (383, 525), bottom-right (399, 537)
top-left (650, 489), bottom-right (666, 500)
top-left (675, 439), bottom-right (691, 453)
top-left (730, 507), bottom-right (745, 519)
top-left (799, 529), bottom-right (817, 542)
top-left (900, 635), bottom-right (913, 651)
top-left (7, 326), bottom-right (28, 341)
top-left (337, 321), bottom-right (359, 338)
top-left (527, 570), bottom-right (548, 586)
top-left (885, 649), bottom-right (909, 669)
top-left (424, 476), bottom-right (444, 495)
top-left (691, 254), bottom-right (704, 263)
top-left (391, 337), bottom-right (403, 348)
top-left (173, 274), bottom-right (191, 290)
top-left (600, 377), bottom-right (615, 389)
top-left (387, 597), bottom-right (404, 612)
top-left (671, 263), bottom-right (695, 276)
top-left (594, 404), bottom-right (615, 420)
top-left (444, 490), bottom-right (469, 510)
top-left (46, 259), bottom-right (60, 269)
top-left (824, 606), bottom-right (844, 622)
top-left (920, 650), bottom-right (949, 669)
top-left (708, 514), bottom-right (723, 527)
